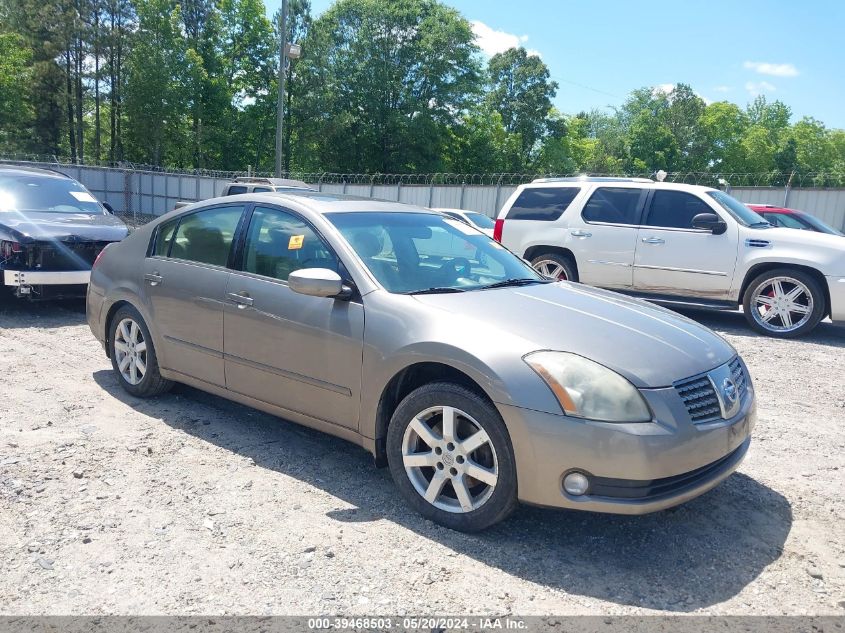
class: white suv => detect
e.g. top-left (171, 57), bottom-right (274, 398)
top-left (495, 177), bottom-right (845, 338)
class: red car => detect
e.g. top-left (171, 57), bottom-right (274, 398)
top-left (748, 204), bottom-right (843, 236)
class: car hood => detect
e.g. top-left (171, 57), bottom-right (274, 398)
top-left (413, 282), bottom-right (735, 388)
top-left (0, 211), bottom-right (128, 243)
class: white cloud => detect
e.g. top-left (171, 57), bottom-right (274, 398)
top-left (653, 83), bottom-right (674, 96)
top-left (714, 85), bottom-right (731, 93)
top-left (743, 61), bottom-right (799, 77)
top-left (745, 80), bottom-right (776, 95)
top-left (471, 20), bottom-right (529, 56)
top-left (526, 49), bottom-right (542, 59)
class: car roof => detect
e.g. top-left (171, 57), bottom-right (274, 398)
top-left (532, 176), bottom-right (654, 184)
top-left (211, 191), bottom-right (436, 215)
top-left (230, 176), bottom-right (311, 188)
top-left (0, 164), bottom-right (71, 180)
top-left (521, 179), bottom-right (718, 194)
top-left (747, 204), bottom-right (801, 214)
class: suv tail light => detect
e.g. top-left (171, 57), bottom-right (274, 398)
top-left (493, 219), bottom-right (504, 242)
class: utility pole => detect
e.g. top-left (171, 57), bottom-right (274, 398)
top-left (274, 0), bottom-right (289, 177)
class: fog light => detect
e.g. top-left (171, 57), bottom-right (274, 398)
top-left (563, 472), bottom-right (589, 496)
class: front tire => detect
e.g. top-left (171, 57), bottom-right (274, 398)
top-left (386, 382), bottom-right (518, 532)
top-left (109, 305), bottom-right (173, 397)
top-left (531, 253), bottom-right (578, 282)
top-left (742, 268), bottom-right (826, 338)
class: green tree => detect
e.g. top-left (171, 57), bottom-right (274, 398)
top-left (0, 32), bottom-right (35, 152)
top-left (700, 101), bottom-right (748, 173)
top-left (485, 47), bottom-right (557, 170)
top-left (445, 105), bottom-right (519, 173)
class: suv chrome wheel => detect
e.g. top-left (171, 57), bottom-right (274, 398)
top-left (749, 276), bottom-right (814, 334)
top-left (401, 405), bottom-right (498, 514)
top-left (533, 259), bottom-right (568, 280)
top-left (114, 317), bottom-right (147, 385)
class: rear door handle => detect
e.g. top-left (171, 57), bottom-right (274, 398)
top-left (570, 230), bottom-right (592, 238)
top-left (144, 273), bottom-right (163, 286)
top-left (641, 237), bottom-right (665, 245)
top-left (227, 292), bottom-right (254, 308)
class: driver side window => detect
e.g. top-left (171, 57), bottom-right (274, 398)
top-left (241, 206), bottom-right (338, 281)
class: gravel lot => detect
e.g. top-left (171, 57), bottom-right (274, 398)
top-left (0, 298), bottom-right (843, 616)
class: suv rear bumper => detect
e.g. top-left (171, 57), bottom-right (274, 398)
top-left (4, 270), bottom-right (91, 286)
top-left (826, 276), bottom-right (845, 322)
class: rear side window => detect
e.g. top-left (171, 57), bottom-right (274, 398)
top-left (171, 205), bottom-right (245, 267)
top-left (153, 219), bottom-right (179, 256)
top-left (506, 187), bottom-right (580, 221)
top-left (645, 190), bottom-right (712, 229)
top-left (253, 187), bottom-right (272, 193)
top-left (582, 187), bottom-right (645, 225)
top-left (225, 185), bottom-right (247, 195)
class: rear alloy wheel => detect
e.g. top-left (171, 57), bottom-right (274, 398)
top-left (742, 268), bottom-right (826, 338)
top-left (387, 382), bottom-right (517, 532)
top-left (531, 253), bottom-right (578, 282)
top-left (109, 306), bottom-right (173, 397)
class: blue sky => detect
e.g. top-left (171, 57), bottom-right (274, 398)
top-left (264, 0), bottom-right (845, 129)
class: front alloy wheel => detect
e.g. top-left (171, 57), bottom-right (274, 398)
top-left (742, 268), bottom-right (826, 338)
top-left (387, 382), bottom-right (517, 531)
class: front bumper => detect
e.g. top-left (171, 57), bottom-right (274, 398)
top-left (3, 269), bottom-right (91, 286)
top-left (826, 276), bottom-right (845, 322)
top-left (500, 385), bottom-right (755, 514)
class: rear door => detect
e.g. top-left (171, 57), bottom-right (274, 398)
top-left (571, 186), bottom-right (646, 289)
top-left (633, 189), bottom-right (738, 299)
top-left (142, 204), bottom-right (247, 386)
top-left (223, 204), bottom-right (365, 429)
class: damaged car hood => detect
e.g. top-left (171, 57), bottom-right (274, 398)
top-left (0, 211), bottom-right (129, 243)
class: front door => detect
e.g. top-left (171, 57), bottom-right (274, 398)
top-left (569, 186), bottom-right (647, 289)
top-left (141, 204), bottom-right (246, 386)
top-left (633, 189), bottom-right (738, 300)
top-left (223, 205), bottom-right (365, 430)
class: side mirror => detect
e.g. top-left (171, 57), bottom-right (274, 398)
top-left (692, 213), bottom-right (727, 235)
top-left (102, 201), bottom-right (115, 214)
top-left (288, 268), bottom-right (351, 300)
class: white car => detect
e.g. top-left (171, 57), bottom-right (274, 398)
top-left (495, 177), bottom-right (845, 338)
top-left (433, 208), bottom-right (496, 237)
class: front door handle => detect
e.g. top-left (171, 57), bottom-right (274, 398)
top-left (227, 292), bottom-right (254, 308)
top-left (144, 272), bottom-right (163, 286)
top-left (641, 237), bottom-right (666, 245)
top-left (570, 229), bottom-right (592, 238)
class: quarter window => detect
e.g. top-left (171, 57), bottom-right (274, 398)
top-left (153, 218), bottom-right (179, 257)
top-left (170, 205), bottom-right (244, 266)
top-left (226, 185), bottom-right (248, 195)
top-left (582, 187), bottom-right (645, 225)
top-left (645, 190), bottom-right (713, 229)
top-left (241, 206), bottom-right (338, 281)
top-left (506, 187), bottom-right (580, 221)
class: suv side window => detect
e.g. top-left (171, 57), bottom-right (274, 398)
top-left (253, 187), bottom-right (272, 193)
top-left (645, 190), bottom-right (713, 229)
top-left (226, 185), bottom-right (248, 195)
top-left (241, 206), bottom-right (338, 281)
top-left (506, 187), bottom-right (580, 221)
top-left (582, 187), bottom-right (645, 225)
top-left (170, 205), bottom-right (245, 266)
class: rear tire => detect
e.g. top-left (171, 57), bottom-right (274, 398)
top-left (109, 305), bottom-right (173, 397)
top-left (742, 268), bottom-right (826, 338)
top-left (531, 253), bottom-right (578, 282)
top-left (386, 382), bottom-right (518, 532)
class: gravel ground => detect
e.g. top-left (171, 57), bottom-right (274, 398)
top-left (0, 299), bottom-right (843, 616)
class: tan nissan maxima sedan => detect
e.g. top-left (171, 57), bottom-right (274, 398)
top-left (87, 193), bottom-right (755, 531)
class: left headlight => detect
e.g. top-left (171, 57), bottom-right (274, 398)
top-left (524, 351), bottom-right (652, 422)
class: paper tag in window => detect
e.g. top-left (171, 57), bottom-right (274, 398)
top-left (288, 235), bottom-right (305, 250)
top-left (70, 191), bottom-right (97, 203)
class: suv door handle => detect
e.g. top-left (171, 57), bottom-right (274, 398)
top-left (641, 237), bottom-right (666, 245)
top-left (144, 272), bottom-right (163, 286)
top-left (570, 230), bottom-right (592, 238)
top-left (227, 292), bottom-right (254, 308)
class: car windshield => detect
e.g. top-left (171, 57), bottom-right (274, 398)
top-left (327, 211), bottom-right (544, 294)
top-left (707, 190), bottom-right (770, 227)
top-left (465, 212), bottom-right (495, 229)
top-left (0, 174), bottom-right (105, 214)
top-left (798, 212), bottom-right (844, 236)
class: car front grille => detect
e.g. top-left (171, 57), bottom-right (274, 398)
top-left (25, 240), bottom-right (109, 271)
top-left (674, 375), bottom-right (721, 424)
top-left (729, 356), bottom-right (749, 401)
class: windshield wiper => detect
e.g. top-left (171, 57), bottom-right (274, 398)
top-left (749, 221), bottom-right (772, 227)
top-left (407, 287), bottom-right (467, 295)
top-left (479, 278), bottom-right (550, 290)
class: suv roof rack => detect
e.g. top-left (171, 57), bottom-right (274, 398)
top-left (531, 176), bottom-right (654, 184)
top-left (232, 176), bottom-right (311, 188)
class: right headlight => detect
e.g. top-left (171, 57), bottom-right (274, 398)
top-left (524, 351), bottom-right (652, 422)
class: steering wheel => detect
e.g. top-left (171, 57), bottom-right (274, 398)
top-left (441, 257), bottom-right (472, 281)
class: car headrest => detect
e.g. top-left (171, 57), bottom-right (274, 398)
top-left (352, 232), bottom-right (382, 258)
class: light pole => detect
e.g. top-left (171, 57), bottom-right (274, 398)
top-left (274, 0), bottom-right (289, 177)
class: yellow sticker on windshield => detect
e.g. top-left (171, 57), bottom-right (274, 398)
top-left (288, 235), bottom-right (305, 250)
